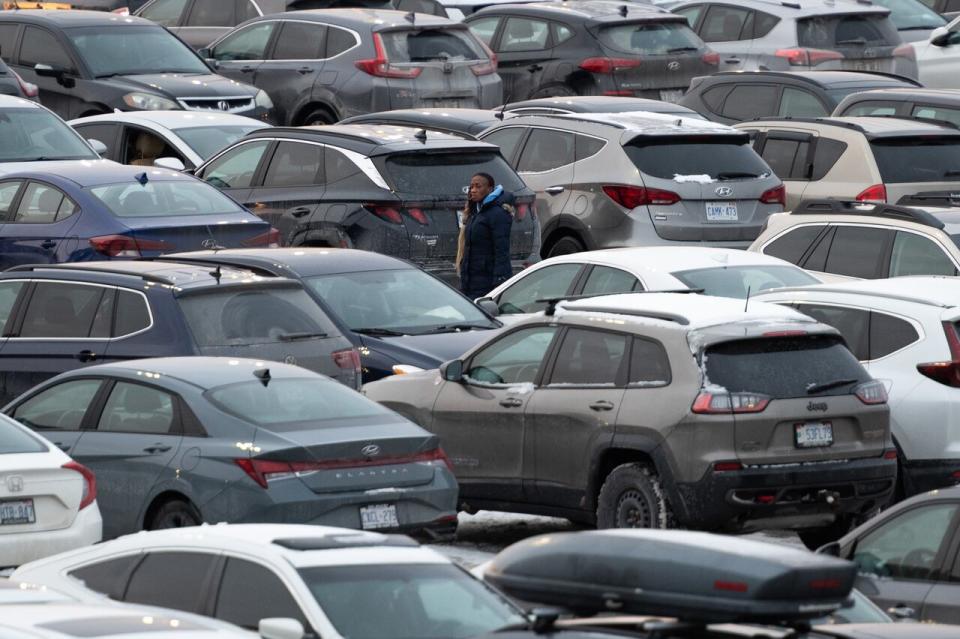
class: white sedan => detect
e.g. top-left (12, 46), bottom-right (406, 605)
top-left (0, 413), bottom-right (101, 568)
top-left (914, 17), bottom-right (960, 88)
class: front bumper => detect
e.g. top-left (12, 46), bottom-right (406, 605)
top-left (672, 456), bottom-right (897, 533)
top-left (902, 458), bottom-right (960, 496)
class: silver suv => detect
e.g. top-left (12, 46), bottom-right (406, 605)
top-left (671, 0), bottom-right (918, 80)
top-left (479, 112), bottom-right (784, 257)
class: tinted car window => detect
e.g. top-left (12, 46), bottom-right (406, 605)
top-left (795, 304), bottom-right (870, 361)
top-left (802, 226), bottom-right (835, 272)
top-left (840, 101), bottom-right (900, 117)
top-left (68, 555), bottom-right (141, 600)
top-left (798, 15), bottom-right (899, 47)
top-left (469, 17), bottom-right (500, 45)
top-left (889, 231), bottom-right (956, 276)
top-left (499, 18), bottom-right (550, 52)
top-left (624, 137), bottom-right (770, 180)
top-left (13, 379), bottom-right (102, 432)
top-left (811, 138), bottom-right (847, 180)
top-left (173, 125), bottom-right (264, 159)
top-left (673, 265), bottom-right (818, 299)
top-left (97, 382), bottom-right (175, 434)
top-left (272, 22), bottom-right (325, 60)
top-left (124, 552), bottom-right (217, 612)
top-left (496, 263), bottom-right (581, 314)
top-left (871, 138), bottom-right (960, 183)
top-left (0, 417), bottom-right (46, 454)
top-left (548, 328), bottom-right (628, 386)
top-left (482, 127), bottom-right (526, 164)
top-left (20, 282), bottom-right (106, 338)
top-left (853, 504), bottom-right (958, 581)
top-left (20, 27), bottom-right (74, 72)
top-left (326, 26), bottom-right (357, 57)
top-left (0, 280), bottom-right (21, 333)
top-left (324, 147), bottom-right (363, 185)
top-left (263, 142), bottom-right (323, 187)
top-left (186, 0), bottom-right (235, 26)
top-left (238, 0), bottom-right (260, 21)
top-left (0, 181), bottom-right (20, 220)
top-left (72, 123), bottom-right (119, 158)
top-left (763, 225), bottom-right (825, 264)
top-left (824, 226), bottom-right (892, 278)
top-left (115, 290), bottom-right (151, 336)
top-left (13, 183), bottom-right (74, 223)
top-left (466, 325), bottom-right (557, 385)
top-left (89, 181), bottom-right (240, 217)
top-left (575, 135), bottom-right (605, 162)
top-left (598, 22), bottom-right (703, 54)
top-left (215, 559), bottom-right (307, 630)
top-left (0, 24), bottom-right (19, 56)
top-left (780, 88), bottom-right (827, 117)
top-left (201, 140), bottom-right (270, 189)
top-left (912, 105), bottom-right (960, 127)
top-left (761, 137), bottom-right (808, 180)
top-left (140, 0), bottom-right (189, 27)
top-left (753, 11), bottom-right (779, 37)
top-left (0, 109), bottom-right (107, 162)
top-left (629, 338), bottom-right (670, 387)
top-left (69, 26), bottom-right (209, 77)
top-left (870, 312), bottom-right (919, 359)
top-left (871, 0), bottom-right (946, 30)
top-left (580, 266), bottom-right (639, 296)
top-left (721, 85), bottom-right (778, 121)
top-left (517, 129), bottom-right (574, 173)
top-left (381, 151), bottom-right (525, 196)
top-left (701, 5), bottom-right (750, 42)
top-left (381, 27), bottom-right (485, 61)
top-left (212, 22), bottom-right (276, 61)
top-left (553, 23), bottom-right (575, 45)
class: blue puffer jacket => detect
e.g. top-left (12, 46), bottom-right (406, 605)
top-left (460, 185), bottom-right (513, 297)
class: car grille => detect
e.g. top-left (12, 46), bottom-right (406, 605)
top-left (177, 96), bottom-right (255, 113)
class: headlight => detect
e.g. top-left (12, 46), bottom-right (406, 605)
top-left (255, 90), bottom-right (273, 109)
top-left (123, 92), bottom-right (180, 111)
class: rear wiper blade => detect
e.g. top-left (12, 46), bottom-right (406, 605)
top-left (353, 327), bottom-right (407, 337)
top-left (806, 378), bottom-right (858, 395)
top-left (717, 171), bottom-right (763, 180)
top-left (277, 331), bottom-right (328, 341)
top-left (837, 37), bottom-right (868, 45)
top-left (944, 170), bottom-right (960, 177)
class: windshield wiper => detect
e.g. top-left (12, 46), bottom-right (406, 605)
top-left (353, 327), bottom-right (408, 337)
top-left (717, 171), bottom-right (763, 180)
top-left (421, 322), bottom-right (491, 333)
top-left (277, 331), bottom-right (328, 341)
top-left (806, 378), bottom-right (858, 395)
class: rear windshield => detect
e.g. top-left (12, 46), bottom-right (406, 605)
top-left (870, 138), bottom-right (960, 183)
top-left (598, 21), bottom-right (702, 55)
top-left (178, 286), bottom-right (335, 347)
top-left (0, 417), bottom-right (46, 454)
top-left (88, 181), bottom-right (242, 217)
top-left (824, 83), bottom-right (912, 104)
top-left (174, 125), bottom-right (266, 159)
top-left (704, 335), bottom-right (869, 399)
top-left (381, 151), bottom-right (526, 197)
top-left (672, 265), bottom-right (819, 299)
top-left (206, 378), bottom-right (387, 428)
top-left (623, 137), bottom-right (771, 180)
top-left (797, 14), bottom-right (899, 48)
top-left (380, 28), bottom-right (487, 62)
top-left (0, 108), bottom-right (98, 162)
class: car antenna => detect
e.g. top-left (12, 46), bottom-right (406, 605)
top-left (619, 4), bottom-right (628, 16)
top-left (253, 367), bottom-right (271, 387)
top-left (495, 94), bottom-right (511, 121)
top-left (405, 10), bottom-right (416, 23)
top-left (744, 286), bottom-right (751, 313)
top-left (135, 172), bottom-right (149, 186)
top-left (211, 264), bottom-right (222, 285)
top-left (415, 128), bottom-right (428, 143)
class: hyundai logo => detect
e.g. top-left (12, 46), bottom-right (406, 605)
top-left (201, 238), bottom-right (219, 250)
top-left (714, 186), bottom-right (733, 197)
top-left (667, 61), bottom-right (681, 71)
top-left (807, 401), bottom-right (828, 412)
top-left (863, 48), bottom-right (877, 59)
top-left (5, 476), bottom-right (23, 493)
top-left (361, 444), bottom-right (381, 458)
top-left (217, 100), bottom-right (230, 111)
top-left (283, 355), bottom-right (297, 365)
top-left (442, 61), bottom-right (454, 74)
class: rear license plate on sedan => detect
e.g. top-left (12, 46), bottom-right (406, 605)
top-left (795, 422), bottom-right (833, 448)
top-left (848, 59), bottom-right (884, 72)
top-left (0, 498), bottom-right (35, 525)
top-left (659, 89), bottom-right (684, 103)
top-left (360, 503), bottom-right (399, 530)
top-left (706, 202), bottom-right (738, 221)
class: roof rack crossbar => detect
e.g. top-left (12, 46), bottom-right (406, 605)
top-left (5, 264), bottom-right (176, 285)
top-left (792, 199), bottom-right (946, 229)
top-left (537, 289), bottom-right (703, 316)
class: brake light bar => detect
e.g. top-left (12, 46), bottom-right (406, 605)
top-left (692, 391), bottom-right (770, 414)
top-left (856, 183), bottom-right (887, 203)
top-left (355, 33), bottom-right (423, 78)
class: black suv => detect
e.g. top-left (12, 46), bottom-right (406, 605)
top-left (195, 124), bottom-right (539, 283)
top-left (0, 10), bottom-right (271, 121)
top-left (464, 0), bottom-right (718, 102)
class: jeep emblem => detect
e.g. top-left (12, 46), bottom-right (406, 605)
top-left (807, 401), bottom-right (828, 412)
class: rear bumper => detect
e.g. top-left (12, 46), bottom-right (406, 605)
top-left (902, 458), bottom-right (960, 496)
top-left (672, 456), bottom-right (897, 533)
top-left (0, 503), bottom-right (102, 568)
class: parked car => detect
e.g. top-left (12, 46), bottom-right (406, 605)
top-left (339, 107), bottom-right (515, 138)
top-left (363, 292), bottom-right (896, 549)
top-left (0, 10), bottom-right (272, 121)
top-left (870, 0), bottom-right (948, 42)
top-left (0, 260), bottom-right (358, 404)
top-left (0, 1), bottom-right (151, 11)
top-left (12, 524), bottom-right (525, 637)
top-left (3, 358), bottom-right (458, 539)
top-left (0, 413), bottom-right (100, 567)
top-left (194, 124), bottom-right (539, 284)
top-left (672, 0), bottom-right (918, 79)
top-left (161, 248), bottom-right (502, 382)
top-left (755, 277), bottom-right (960, 500)
top-left (203, 9), bottom-right (501, 126)
top-left (478, 246), bottom-right (822, 320)
top-left (69, 111), bottom-right (270, 170)
top-left (680, 71), bottom-right (920, 125)
top-left (0, 162), bottom-right (277, 271)
top-left (464, 0), bottom-right (717, 102)
top-left (750, 199), bottom-right (960, 281)
top-left (736, 116), bottom-right (960, 209)
top-left (819, 486), bottom-right (960, 624)
top-left (833, 87), bottom-right (960, 126)
top-left (501, 95), bottom-right (704, 116)
top-left (479, 112), bottom-right (783, 257)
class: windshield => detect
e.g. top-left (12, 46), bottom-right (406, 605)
top-left (624, 137), bottom-right (771, 180)
top-left (598, 21), bottom-right (703, 54)
top-left (297, 564), bottom-right (524, 639)
top-left (67, 25), bottom-right (209, 77)
top-left (672, 265), bottom-right (819, 299)
top-left (88, 180), bottom-right (241, 217)
top-left (306, 269), bottom-right (495, 334)
top-left (811, 589), bottom-right (892, 625)
top-left (868, 0), bottom-right (945, 30)
top-left (0, 107), bottom-right (98, 162)
top-left (0, 417), bottom-right (46, 454)
top-left (174, 125), bottom-right (266, 159)
top-left (380, 28), bottom-right (486, 62)
top-left (380, 151), bottom-right (525, 198)
top-left (207, 378), bottom-right (388, 428)
top-left (871, 138), bottom-right (960, 183)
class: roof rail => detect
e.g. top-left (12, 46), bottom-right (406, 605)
top-left (897, 191), bottom-right (960, 208)
top-left (516, 113), bottom-right (627, 130)
top-left (759, 284), bottom-right (956, 309)
top-left (835, 69), bottom-right (922, 86)
top-left (538, 289), bottom-right (702, 317)
top-left (248, 126), bottom-right (396, 146)
top-left (5, 264), bottom-right (176, 285)
top-left (750, 116), bottom-right (866, 132)
top-left (792, 199), bottom-right (946, 229)
top-left (863, 113), bottom-right (960, 130)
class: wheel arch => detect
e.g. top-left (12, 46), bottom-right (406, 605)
top-left (142, 490), bottom-right (201, 530)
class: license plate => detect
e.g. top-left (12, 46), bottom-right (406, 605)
top-left (431, 100), bottom-right (462, 108)
top-left (848, 59), bottom-right (884, 72)
top-left (795, 422), bottom-right (834, 449)
top-left (0, 498), bottom-right (35, 525)
top-left (659, 89), bottom-right (684, 103)
top-left (706, 201), bottom-right (738, 221)
top-left (360, 503), bottom-right (399, 530)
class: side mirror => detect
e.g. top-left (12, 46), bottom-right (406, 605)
top-left (816, 541), bottom-right (841, 557)
top-left (440, 359), bottom-right (464, 382)
top-left (87, 139), bottom-right (107, 155)
top-left (476, 297), bottom-right (499, 317)
top-left (259, 618), bottom-right (304, 639)
top-left (154, 156), bottom-right (186, 171)
top-left (198, 48), bottom-right (219, 69)
top-left (35, 63), bottom-right (75, 88)
top-left (931, 26), bottom-right (951, 46)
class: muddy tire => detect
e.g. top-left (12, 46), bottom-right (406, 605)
top-left (148, 499), bottom-right (202, 530)
top-left (597, 463), bottom-right (672, 529)
top-left (797, 516), bottom-right (852, 550)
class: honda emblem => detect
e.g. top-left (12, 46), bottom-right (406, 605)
top-left (5, 475), bottom-right (23, 493)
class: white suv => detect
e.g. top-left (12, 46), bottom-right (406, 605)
top-left (755, 276), bottom-right (960, 499)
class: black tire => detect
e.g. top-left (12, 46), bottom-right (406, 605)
top-left (797, 516), bottom-right (852, 551)
top-left (545, 234), bottom-right (585, 258)
top-left (148, 499), bottom-right (202, 531)
top-left (531, 84), bottom-right (577, 99)
top-left (301, 107), bottom-right (336, 126)
top-left (596, 463), bottom-right (672, 529)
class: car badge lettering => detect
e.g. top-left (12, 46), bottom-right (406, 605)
top-left (667, 61), bottom-right (681, 71)
top-left (5, 475), bottom-right (23, 493)
top-left (715, 186), bottom-right (733, 197)
top-left (361, 444), bottom-right (381, 457)
top-left (807, 401), bottom-right (828, 412)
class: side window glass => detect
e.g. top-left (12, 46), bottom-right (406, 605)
top-left (701, 5), bottom-right (750, 42)
top-left (72, 124), bottom-right (119, 159)
top-left (552, 23), bottom-right (575, 45)
top-left (273, 22), bottom-right (326, 60)
top-left (212, 22), bottom-right (275, 61)
top-left (701, 85), bottom-right (733, 114)
top-left (548, 328), bottom-right (628, 386)
top-left (497, 263), bottom-right (581, 314)
top-left (68, 555), bottom-right (141, 600)
top-left (469, 17), bottom-right (500, 46)
top-left (13, 379), bottom-right (102, 432)
top-left (186, 0), bottom-right (235, 27)
top-left (237, 0), bottom-right (260, 22)
top-left (96, 382), bottom-right (175, 435)
top-left (912, 105), bottom-right (960, 127)
top-left (780, 88), bottom-right (828, 117)
top-left (674, 5), bottom-right (703, 29)
top-left (763, 225), bottom-right (825, 264)
top-left (500, 18), bottom-right (550, 52)
top-left (870, 312), bottom-right (919, 360)
top-left (20, 27), bottom-right (74, 72)
top-left (325, 148), bottom-right (361, 185)
top-left (20, 282), bottom-right (106, 338)
top-left (89, 289), bottom-right (115, 339)
top-left (140, 0), bottom-right (189, 27)
top-left (0, 281), bottom-right (23, 334)
top-left (200, 140), bottom-right (270, 189)
top-left (215, 559), bottom-right (309, 631)
top-left (465, 326), bottom-right (557, 385)
top-left (580, 266), bottom-right (639, 296)
top-left (811, 138), bottom-right (847, 181)
top-left (824, 227), bottom-right (892, 279)
top-left (263, 142), bottom-right (323, 188)
top-left (124, 552), bottom-right (218, 612)
top-left (721, 85), bottom-right (779, 121)
top-left (326, 26), bottom-right (357, 58)
top-left (0, 181), bottom-right (22, 221)
top-left (795, 304), bottom-right (870, 361)
top-left (13, 183), bottom-right (71, 224)
top-left (840, 101), bottom-right (900, 117)
top-left (889, 232), bottom-right (957, 277)
top-left (516, 129), bottom-right (574, 173)
top-left (753, 11), bottom-right (780, 38)
top-left (575, 135), bottom-right (605, 162)
top-left (115, 290), bottom-right (151, 336)
top-left (124, 128), bottom-right (179, 167)
top-left (0, 25), bottom-right (19, 57)
top-left (760, 137), bottom-right (802, 180)
top-left (852, 504), bottom-right (958, 581)
top-left (482, 127), bottom-right (527, 165)
top-left (630, 338), bottom-right (671, 387)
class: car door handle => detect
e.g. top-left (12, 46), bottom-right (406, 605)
top-left (75, 350), bottom-right (97, 363)
top-left (724, 57), bottom-right (741, 63)
top-left (290, 206), bottom-right (312, 218)
top-left (887, 606), bottom-right (916, 620)
top-left (528, 64), bottom-right (543, 72)
top-left (40, 240), bottom-right (57, 249)
top-left (240, 65), bottom-right (256, 73)
top-left (143, 444), bottom-right (172, 454)
top-left (589, 400), bottom-right (615, 412)
top-left (545, 186), bottom-right (564, 195)
top-left (499, 397), bottom-right (523, 408)
top-left (297, 66), bottom-right (314, 74)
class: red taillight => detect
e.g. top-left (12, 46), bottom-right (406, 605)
top-left (579, 57), bottom-right (642, 74)
top-left (332, 348), bottom-right (361, 372)
top-left (760, 184), bottom-right (786, 207)
top-left (692, 391), bottom-right (770, 414)
top-left (89, 234), bottom-right (171, 257)
top-left (775, 48), bottom-right (843, 66)
top-left (242, 227), bottom-right (281, 247)
top-left (603, 90), bottom-right (635, 96)
top-left (406, 207), bottom-right (429, 225)
top-left (472, 39), bottom-right (498, 76)
top-left (917, 321), bottom-right (960, 387)
top-left (854, 380), bottom-right (888, 405)
top-left (355, 33), bottom-right (422, 78)
top-left (702, 51), bottom-right (720, 66)
top-left (62, 461), bottom-right (96, 510)
top-left (713, 461), bottom-right (743, 472)
top-left (111, 7), bottom-right (130, 14)
top-left (893, 43), bottom-right (916, 61)
top-left (883, 449), bottom-right (899, 460)
top-left (856, 184), bottom-right (887, 203)
top-left (11, 69), bottom-right (38, 98)
top-left (515, 203), bottom-right (529, 221)
top-left (714, 580), bottom-right (749, 593)
top-left (810, 579), bottom-right (842, 590)
top-left (366, 204), bottom-right (403, 224)
top-left (602, 185), bottom-right (680, 209)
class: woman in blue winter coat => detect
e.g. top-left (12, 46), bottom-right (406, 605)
top-left (456, 172), bottom-right (514, 300)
